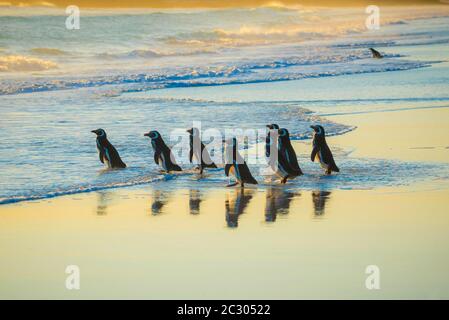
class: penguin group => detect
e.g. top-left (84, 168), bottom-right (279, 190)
top-left (91, 123), bottom-right (339, 188)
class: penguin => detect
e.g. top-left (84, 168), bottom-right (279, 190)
top-left (224, 137), bottom-right (258, 188)
top-left (369, 48), bottom-right (383, 59)
top-left (265, 123), bottom-right (279, 158)
top-left (310, 125), bottom-right (339, 175)
top-left (91, 129), bottom-right (126, 169)
top-left (143, 130), bottom-right (182, 172)
top-left (187, 127), bottom-right (217, 174)
top-left (275, 128), bottom-right (303, 184)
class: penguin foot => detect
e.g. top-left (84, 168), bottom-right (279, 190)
top-left (280, 177), bottom-right (288, 184)
top-left (226, 182), bottom-right (239, 187)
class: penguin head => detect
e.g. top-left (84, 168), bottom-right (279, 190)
top-left (91, 128), bottom-right (106, 138)
top-left (311, 125), bottom-right (325, 137)
top-left (143, 130), bottom-right (160, 141)
top-left (278, 128), bottom-right (290, 139)
top-left (266, 124), bottom-right (279, 130)
top-left (186, 127), bottom-right (200, 137)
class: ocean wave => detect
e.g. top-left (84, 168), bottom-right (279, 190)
top-left (164, 25), bottom-right (355, 48)
top-left (332, 38), bottom-right (449, 49)
top-left (98, 48), bottom-right (216, 59)
top-left (0, 54), bottom-right (433, 95)
top-left (0, 55), bottom-right (57, 72)
top-left (0, 173), bottom-right (167, 205)
top-left (30, 47), bottom-right (68, 56)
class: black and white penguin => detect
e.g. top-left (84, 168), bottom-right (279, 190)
top-left (187, 127), bottom-right (217, 174)
top-left (310, 125), bottom-right (339, 175)
top-left (275, 128), bottom-right (303, 184)
top-left (143, 130), bottom-right (182, 172)
top-left (91, 128), bottom-right (126, 169)
top-left (265, 123), bottom-right (279, 158)
top-left (369, 48), bottom-right (383, 59)
top-left (224, 137), bottom-right (258, 188)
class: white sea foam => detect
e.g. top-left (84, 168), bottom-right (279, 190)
top-left (1, 7), bottom-right (449, 204)
top-left (0, 55), bottom-right (57, 72)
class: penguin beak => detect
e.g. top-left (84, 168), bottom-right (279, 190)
top-left (186, 129), bottom-right (193, 134)
top-left (310, 125), bottom-right (317, 132)
top-left (91, 130), bottom-right (98, 135)
top-left (143, 132), bottom-right (150, 137)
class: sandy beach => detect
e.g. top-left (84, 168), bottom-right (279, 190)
top-left (1, 4), bottom-right (449, 300)
top-left (1, 104), bottom-right (448, 299)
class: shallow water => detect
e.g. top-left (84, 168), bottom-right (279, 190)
top-left (1, 7), bottom-right (449, 204)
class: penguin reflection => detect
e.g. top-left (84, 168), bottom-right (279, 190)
top-left (312, 190), bottom-right (332, 216)
top-left (151, 190), bottom-right (171, 215)
top-left (265, 187), bottom-right (296, 222)
top-left (189, 189), bottom-right (202, 215)
top-left (96, 191), bottom-right (110, 216)
top-left (225, 188), bottom-right (254, 228)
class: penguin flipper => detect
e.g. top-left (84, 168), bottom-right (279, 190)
top-left (225, 164), bottom-right (232, 177)
top-left (154, 150), bottom-right (161, 165)
top-left (265, 135), bottom-right (271, 158)
top-left (189, 147), bottom-right (193, 164)
top-left (98, 149), bottom-right (105, 164)
top-left (311, 146), bottom-right (319, 162)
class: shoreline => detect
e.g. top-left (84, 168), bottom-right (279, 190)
top-left (1, 103), bottom-right (448, 207)
top-left (1, 87), bottom-right (449, 299)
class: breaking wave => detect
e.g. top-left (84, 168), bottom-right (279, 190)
top-left (0, 53), bottom-right (434, 95)
top-left (0, 55), bottom-right (57, 72)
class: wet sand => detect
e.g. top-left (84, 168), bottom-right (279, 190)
top-left (1, 107), bottom-right (449, 299)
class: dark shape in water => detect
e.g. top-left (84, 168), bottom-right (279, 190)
top-left (310, 125), bottom-right (339, 175)
top-left (224, 137), bottom-right (258, 188)
top-left (96, 192), bottom-right (109, 216)
top-left (91, 128), bottom-right (127, 169)
top-left (151, 190), bottom-right (171, 215)
top-left (275, 128), bottom-right (303, 183)
top-left (225, 188), bottom-right (254, 228)
top-left (187, 127), bottom-right (217, 174)
top-left (189, 189), bottom-right (202, 215)
top-left (144, 130), bottom-right (182, 173)
top-left (369, 48), bottom-right (383, 59)
top-left (265, 187), bottom-right (297, 222)
top-left (312, 191), bottom-right (332, 216)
